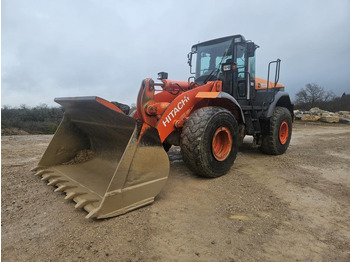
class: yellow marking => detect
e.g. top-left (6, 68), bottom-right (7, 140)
top-left (195, 92), bottom-right (220, 98)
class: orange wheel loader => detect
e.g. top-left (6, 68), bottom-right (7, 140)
top-left (32, 35), bottom-right (293, 219)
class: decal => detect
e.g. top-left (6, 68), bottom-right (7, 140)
top-left (162, 95), bottom-right (190, 127)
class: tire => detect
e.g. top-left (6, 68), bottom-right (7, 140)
top-left (260, 106), bottom-right (292, 155)
top-left (180, 107), bottom-right (239, 178)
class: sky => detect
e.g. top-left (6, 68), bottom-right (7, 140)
top-left (2, 0), bottom-right (350, 107)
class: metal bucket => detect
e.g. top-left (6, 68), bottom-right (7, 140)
top-left (32, 97), bottom-right (169, 219)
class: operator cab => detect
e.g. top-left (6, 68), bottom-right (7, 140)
top-left (188, 35), bottom-right (258, 103)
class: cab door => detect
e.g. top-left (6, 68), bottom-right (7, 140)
top-left (234, 43), bottom-right (249, 101)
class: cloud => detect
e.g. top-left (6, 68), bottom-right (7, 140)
top-left (2, 0), bottom-right (350, 107)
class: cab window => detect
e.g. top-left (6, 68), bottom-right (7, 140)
top-left (235, 44), bottom-right (246, 79)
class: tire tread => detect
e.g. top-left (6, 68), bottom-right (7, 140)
top-left (261, 106), bottom-right (292, 155)
top-left (181, 107), bottom-right (238, 177)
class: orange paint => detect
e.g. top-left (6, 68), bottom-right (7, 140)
top-left (146, 102), bottom-right (170, 116)
top-left (161, 79), bottom-right (193, 92)
top-left (212, 127), bottom-right (232, 161)
top-left (156, 82), bottom-right (217, 142)
top-left (195, 92), bottom-right (220, 98)
top-left (279, 121), bottom-right (289, 144)
top-left (136, 78), bottom-right (158, 127)
top-left (95, 97), bottom-right (125, 114)
top-left (255, 77), bottom-right (284, 90)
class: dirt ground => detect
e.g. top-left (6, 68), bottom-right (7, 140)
top-left (2, 122), bottom-right (350, 261)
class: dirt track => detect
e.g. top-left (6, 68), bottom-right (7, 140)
top-left (2, 122), bottom-right (350, 261)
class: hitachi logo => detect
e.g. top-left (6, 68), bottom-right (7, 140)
top-left (162, 95), bottom-right (190, 127)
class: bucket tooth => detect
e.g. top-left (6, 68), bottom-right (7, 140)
top-left (31, 166), bottom-right (40, 172)
top-left (41, 174), bottom-right (59, 181)
top-left (75, 199), bottom-right (97, 209)
top-left (85, 209), bottom-right (99, 219)
top-left (54, 185), bottom-right (76, 193)
top-left (34, 170), bottom-right (53, 176)
top-left (65, 192), bottom-right (86, 201)
top-left (47, 179), bottom-right (67, 186)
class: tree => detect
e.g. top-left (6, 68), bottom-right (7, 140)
top-left (1, 104), bottom-right (64, 134)
top-left (295, 83), bottom-right (335, 108)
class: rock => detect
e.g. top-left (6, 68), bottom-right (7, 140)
top-left (339, 118), bottom-right (350, 124)
top-left (320, 115), bottom-right (340, 123)
top-left (301, 115), bottom-right (320, 121)
top-left (338, 111), bottom-right (350, 116)
top-left (328, 112), bottom-right (339, 117)
top-left (338, 111), bottom-right (350, 121)
top-left (310, 107), bottom-right (323, 115)
top-left (296, 108), bottom-right (349, 123)
top-left (295, 112), bottom-right (303, 120)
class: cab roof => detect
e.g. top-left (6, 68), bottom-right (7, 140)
top-left (192, 34), bottom-right (246, 49)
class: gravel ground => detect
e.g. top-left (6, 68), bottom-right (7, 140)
top-left (1, 122), bottom-right (350, 261)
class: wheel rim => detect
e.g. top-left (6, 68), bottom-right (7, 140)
top-left (279, 121), bottom-right (289, 145)
top-left (212, 127), bottom-right (232, 161)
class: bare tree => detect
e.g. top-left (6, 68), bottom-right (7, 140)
top-left (295, 83), bottom-right (335, 108)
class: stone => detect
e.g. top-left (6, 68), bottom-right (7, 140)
top-left (309, 107), bottom-right (323, 115)
top-left (294, 110), bottom-right (301, 115)
top-left (295, 114), bottom-right (303, 120)
top-left (338, 111), bottom-right (350, 121)
top-left (320, 115), bottom-right (340, 123)
top-left (339, 117), bottom-right (350, 124)
top-left (338, 111), bottom-right (350, 116)
top-left (301, 115), bottom-right (320, 121)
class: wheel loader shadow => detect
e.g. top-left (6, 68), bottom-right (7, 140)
top-left (166, 147), bottom-right (212, 181)
top-left (239, 142), bottom-right (261, 155)
top-left (238, 136), bottom-right (264, 156)
top-left (166, 142), bottom-right (265, 180)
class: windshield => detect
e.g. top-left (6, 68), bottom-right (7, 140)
top-left (195, 39), bottom-right (233, 80)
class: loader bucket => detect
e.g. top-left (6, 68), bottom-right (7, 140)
top-left (32, 96), bottom-right (169, 219)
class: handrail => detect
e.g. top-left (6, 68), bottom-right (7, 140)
top-left (266, 59), bottom-right (281, 104)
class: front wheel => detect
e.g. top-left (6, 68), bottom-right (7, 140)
top-left (180, 107), bottom-right (239, 178)
top-left (260, 107), bottom-right (292, 155)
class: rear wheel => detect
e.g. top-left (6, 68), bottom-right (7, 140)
top-left (260, 107), bottom-right (292, 155)
top-left (180, 107), bottom-right (239, 178)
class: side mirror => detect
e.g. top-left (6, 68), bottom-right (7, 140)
top-left (187, 52), bottom-right (192, 67)
top-left (247, 42), bottom-right (258, 57)
top-left (188, 52), bottom-right (197, 75)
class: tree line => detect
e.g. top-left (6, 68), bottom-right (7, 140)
top-left (294, 83), bottom-right (350, 111)
top-left (2, 104), bottom-right (64, 134)
top-left (1, 83), bottom-right (349, 135)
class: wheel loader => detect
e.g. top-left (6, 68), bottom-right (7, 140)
top-left (32, 34), bottom-right (293, 219)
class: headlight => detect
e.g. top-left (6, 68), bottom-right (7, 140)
top-left (223, 65), bottom-right (232, 71)
top-left (157, 72), bottom-right (168, 80)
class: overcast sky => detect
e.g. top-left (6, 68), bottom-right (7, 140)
top-left (2, 0), bottom-right (350, 107)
